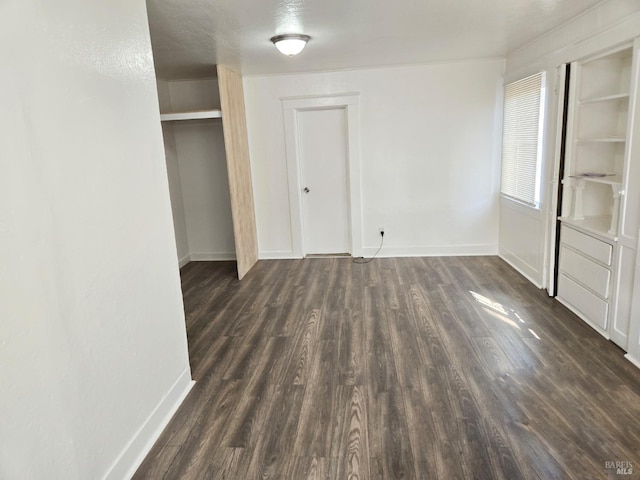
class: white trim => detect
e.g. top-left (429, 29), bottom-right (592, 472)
top-left (104, 368), bottom-right (194, 480)
top-left (499, 250), bottom-right (544, 288)
top-left (189, 252), bottom-right (237, 261)
top-left (178, 253), bottom-right (237, 265)
top-left (555, 296), bottom-right (610, 339)
top-left (282, 93), bottom-right (363, 257)
top-left (500, 194), bottom-right (544, 218)
top-left (361, 244), bottom-right (498, 258)
top-left (545, 64), bottom-right (568, 294)
top-left (281, 92), bottom-right (360, 109)
top-left (508, 0), bottom-right (615, 59)
top-left (624, 353), bottom-right (640, 369)
top-left (260, 245), bottom-right (499, 260)
top-left (178, 254), bottom-right (191, 268)
top-left (259, 250), bottom-right (301, 259)
top-left (506, 7), bottom-right (640, 81)
top-left (243, 57), bottom-right (505, 78)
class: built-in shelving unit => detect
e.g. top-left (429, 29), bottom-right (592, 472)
top-left (557, 42), bottom-right (638, 347)
top-left (562, 45), bottom-right (632, 238)
top-left (160, 109), bottom-right (222, 122)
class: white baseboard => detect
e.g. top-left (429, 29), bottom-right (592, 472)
top-left (498, 248), bottom-right (543, 288)
top-left (259, 250), bottom-right (301, 259)
top-left (104, 368), bottom-right (194, 480)
top-left (258, 245), bottom-right (498, 260)
top-left (360, 244), bottom-right (498, 258)
top-left (178, 254), bottom-right (191, 268)
top-left (189, 252), bottom-right (236, 261)
top-left (624, 353), bottom-right (640, 370)
top-left (555, 295), bottom-right (610, 340)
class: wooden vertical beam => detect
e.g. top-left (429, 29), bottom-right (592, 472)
top-left (217, 65), bottom-right (259, 279)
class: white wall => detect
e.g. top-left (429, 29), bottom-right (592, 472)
top-left (157, 80), bottom-right (190, 264)
top-left (158, 79), bottom-right (236, 262)
top-left (627, 237), bottom-right (640, 367)
top-left (500, 0), bottom-right (640, 289)
top-left (167, 78), bottom-right (221, 112)
top-left (0, 1), bottom-right (192, 479)
top-left (174, 121), bottom-right (235, 260)
top-left (499, 197), bottom-right (549, 286)
top-left (244, 59), bottom-right (505, 258)
top-left (162, 123), bottom-right (191, 264)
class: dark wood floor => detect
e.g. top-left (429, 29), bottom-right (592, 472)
top-left (134, 256), bottom-right (640, 479)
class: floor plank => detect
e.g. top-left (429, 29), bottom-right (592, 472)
top-left (133, 256), bottom-right (640, 479)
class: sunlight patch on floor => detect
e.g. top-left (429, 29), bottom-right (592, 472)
top-left (469, 290), bottom-right (540, 340)
top-left (481, 306), bottom-right (521, 330)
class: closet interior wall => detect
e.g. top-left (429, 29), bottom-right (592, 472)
top-left (157, 78), bottom-right (235, 267)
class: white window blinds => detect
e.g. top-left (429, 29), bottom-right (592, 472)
top-left (501, 72), bottom-right (545, 206)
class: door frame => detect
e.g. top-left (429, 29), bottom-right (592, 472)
top-left (546, 63), bottom-right (571, 295)
top-left (282, 93), bottom-right (362, 257)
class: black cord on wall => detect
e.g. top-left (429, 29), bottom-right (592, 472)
top-left (353, 231), bottom-right (384, 264)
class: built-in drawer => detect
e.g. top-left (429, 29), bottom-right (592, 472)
top-left (559, 246), bottom-right (611, 298)
top-left (561, 226), bottom-right (612, 265)
top-left (558, 274), bottom-right (608, 330)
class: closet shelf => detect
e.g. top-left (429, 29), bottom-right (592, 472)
top-left (160, 109), bottom-right (223, 122)
top-left (580, 92), bottom-right (630, 104)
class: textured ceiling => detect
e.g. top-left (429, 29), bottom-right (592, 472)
top-left (146, 0), bottom-right (606, 79)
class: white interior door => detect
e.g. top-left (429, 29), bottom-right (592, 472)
top-left (298, 107), bottom-right (350, 255)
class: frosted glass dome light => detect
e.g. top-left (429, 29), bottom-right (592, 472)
top-left (270, 34), bottom-right (311, 56)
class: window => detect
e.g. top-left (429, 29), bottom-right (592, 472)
top-left (500, 72), bottom-right (546, 207)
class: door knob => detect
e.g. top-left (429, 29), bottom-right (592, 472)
top-left (303, 187), bottom-right (310, 193)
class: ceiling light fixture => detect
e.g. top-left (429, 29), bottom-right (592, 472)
top-left (270, 34), bottom-right (311, 56)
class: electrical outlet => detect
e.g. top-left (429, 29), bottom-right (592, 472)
top-left (378, 226), bottom-right (385, 236)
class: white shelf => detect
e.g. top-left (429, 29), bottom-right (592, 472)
top-left (569, 174), bottom-right (622, 186)
top-left (577, 136), bottom-right (626, 143)
top-left (160, 109), bottom-right (222, 122)
top-left (580, 92), bottom-right (629, 104)
top-left (559, 216), bottom-right (617, 241)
